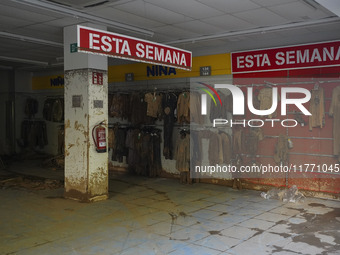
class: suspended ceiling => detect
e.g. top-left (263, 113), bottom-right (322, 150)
top-left (0, 0), bottom-right (339, 71)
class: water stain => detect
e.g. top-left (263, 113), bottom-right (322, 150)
top-left (308, 203), bottom-right (327, 208)
top-left (209, 230), bottom-right (221, 235)
top-left (287, 208), bottom-right (340, 254)
top-left (179, 211), bottom-right (188, 217)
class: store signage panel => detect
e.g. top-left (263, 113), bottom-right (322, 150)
top-left (77, 25), bottom-right (192, 71)
top-left (92, 72), bottom-right (103, 85)
top-left (232, 40), bottom-right (340, 73)
top-left (200, 66), bottom-right (211, 76)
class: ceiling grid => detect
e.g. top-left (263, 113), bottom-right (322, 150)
top-left (0, 0), bottom-right (338, 70)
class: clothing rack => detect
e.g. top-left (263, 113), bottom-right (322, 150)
top-left (109, 88), bottom-right (190, 94)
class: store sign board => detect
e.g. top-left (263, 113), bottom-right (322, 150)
top-left (77, 25), bottom-right (192, 71)
top-left (92, 72), bottom-right (103, 85)
top-left (232, 40), bottom-right (340, 73)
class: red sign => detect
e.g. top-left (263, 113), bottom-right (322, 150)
top-left (77, 25), bottom-right (192, 71)
top-left (92, 72), bottom-right (103, 85)
top-left (232, 41), bottom-right (340, 73)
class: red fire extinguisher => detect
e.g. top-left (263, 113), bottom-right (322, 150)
top-left (92, 121), bottom-right (107, 153)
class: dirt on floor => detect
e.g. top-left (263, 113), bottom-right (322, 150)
top-left (0, 174), bottom-right (63, 190)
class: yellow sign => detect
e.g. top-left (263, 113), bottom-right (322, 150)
top-left (108, 53), bottom-right (231, 82)
top-left (32, 53), bottom-right (231, 89)
top-left (32, 75), bottom-right (64, 90)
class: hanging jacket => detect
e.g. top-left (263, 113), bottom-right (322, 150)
top-left (309, 87), bottom-right (325, 131)
top-left (177, 92), bottom-right (190, 124)
top-left (329, 86), bottom-right (340, 160)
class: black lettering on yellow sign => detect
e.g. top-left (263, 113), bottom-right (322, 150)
top-left (147, 65), bottom-right (176, 77)
top-left (50, 76), bottom-right (64, 87)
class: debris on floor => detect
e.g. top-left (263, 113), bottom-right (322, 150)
top-left (261, 185), bottom-right (305, 203)
top-left (0, 174), bottom-right (63, 190)
top-left (42, 154), bottom-right (65, 170)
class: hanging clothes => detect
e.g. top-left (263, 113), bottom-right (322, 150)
top-left (52, 98), bottom-right (64, 122)
top-left (191, 130), bottom-right (202, 167)
top-left (43, 98), bottom-right (64, 123)
top-left (274, 134), bottom-right (289, 164)
top-left (329, 86), bottom-right (340, 161)
top-left (309, 87), bottom-right (325, 131)
top-left (25, 98), bottom-right (38, 119)
top-left (209, 92), bottom-right (233, 122)
top-left (162, 93), bottom-right (177, 159)
top-left (258, 87), bottom-right (277, 118)
top-left (233, 128), bottom-right (244, 155)
top-left (175, 131), bottom-right (191, 184)
top-left (125, 129), bottom-right (141, 174)
top-left (190, 92), bottom-right (204, 124)
top-left (109, 94), bottom-right (131, 120)
top-left (21, 120), bottom-right (48, 149)
top-left (129, 93), bottom-right (154, 125)
top-left (245, 127), bottom-right (264, 156)
top-left (177, 92), bottom-right (190, 124)
top-left (208, 131), bottom-right (223, 165)
top-left (124, 127), bottom-right (162, 177)
top-left (220, 132), bottom-right (232, 164)
top-left (111, 126), bottom-right (128, 163)
top-left (144, 92), bottom-right (163, 119)
top-left (175, 132), bottom-right (190, 172)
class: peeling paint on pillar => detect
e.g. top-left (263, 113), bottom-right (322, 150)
top-left (64, 69), bottom-right (108, 202)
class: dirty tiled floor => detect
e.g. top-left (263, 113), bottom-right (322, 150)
top-left (0, 169), bottom-right (339, 255)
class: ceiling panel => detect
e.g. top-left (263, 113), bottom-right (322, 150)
top-left (91, 6), bottom-right (164, 29)
top-left (202, 14), bottom-right (256, 31)
top-left (145, 0), bottom-right (224, 19)
top-left (269, 1), bottom-right (334, 21)
top-left (0, 16), bottom-right (30, 30)
top-left (234, 8), bottom-right (289, 26)
top-left (153, 25), bottom-right (199, 40)
top-left (11, 24), bottom-right (63, 42)
top-left (0, 0), bottom-right (340, 71)
top-left (113, 0), bottom-right (193, 25)
top-left (43, 17), bottom-right (85, 27)
top-left (173, 20), bottom-right (226, 35)
top-left (197, 0), bottom-right (260, 13)
top-left (250, 0), bottom-right (298, 7)
top-left (1, 7), bottom-right (56, 24)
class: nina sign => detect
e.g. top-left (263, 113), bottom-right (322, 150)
top-left (77, 25), bottom-right (192, 71)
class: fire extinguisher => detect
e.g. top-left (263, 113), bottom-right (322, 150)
top-left (92, 121), bottom-right (107, 153)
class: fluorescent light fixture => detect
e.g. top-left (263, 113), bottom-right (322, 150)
top-left (10, 0), bottom-right (154, 37)
top-left (0, 56), bottom-right (49, 66)
top-left (164, 17), bottom-right (340, 45)
top-left (315, 0), bottom-right (340, 17)
top-left (0, 31), bottom-right (63, 47)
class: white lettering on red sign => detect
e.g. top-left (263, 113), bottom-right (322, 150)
top-left (78, 25), bottom-right (192, 71)
top-left (232, 41), bottom-right (340, 73)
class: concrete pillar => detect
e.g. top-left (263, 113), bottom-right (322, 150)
top-left (63, 24), bottom-right (108, 202)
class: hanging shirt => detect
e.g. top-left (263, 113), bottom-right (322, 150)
top-left (309, 88), bottom-right (325, 131)
top-left (258, 87), bottom-right (277, 118)
top-left (329, 86), bottom-right (340, 160)
top-left (177, 92), bottom-right (190, 124)
top-left (144, 92), bottom-right (163, 119)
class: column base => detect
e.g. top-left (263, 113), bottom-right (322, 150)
top-left (64, 189), bottom-right (108, 203)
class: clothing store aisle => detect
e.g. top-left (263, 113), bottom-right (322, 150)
top-left (1, 167), bottom-right (339, 255)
